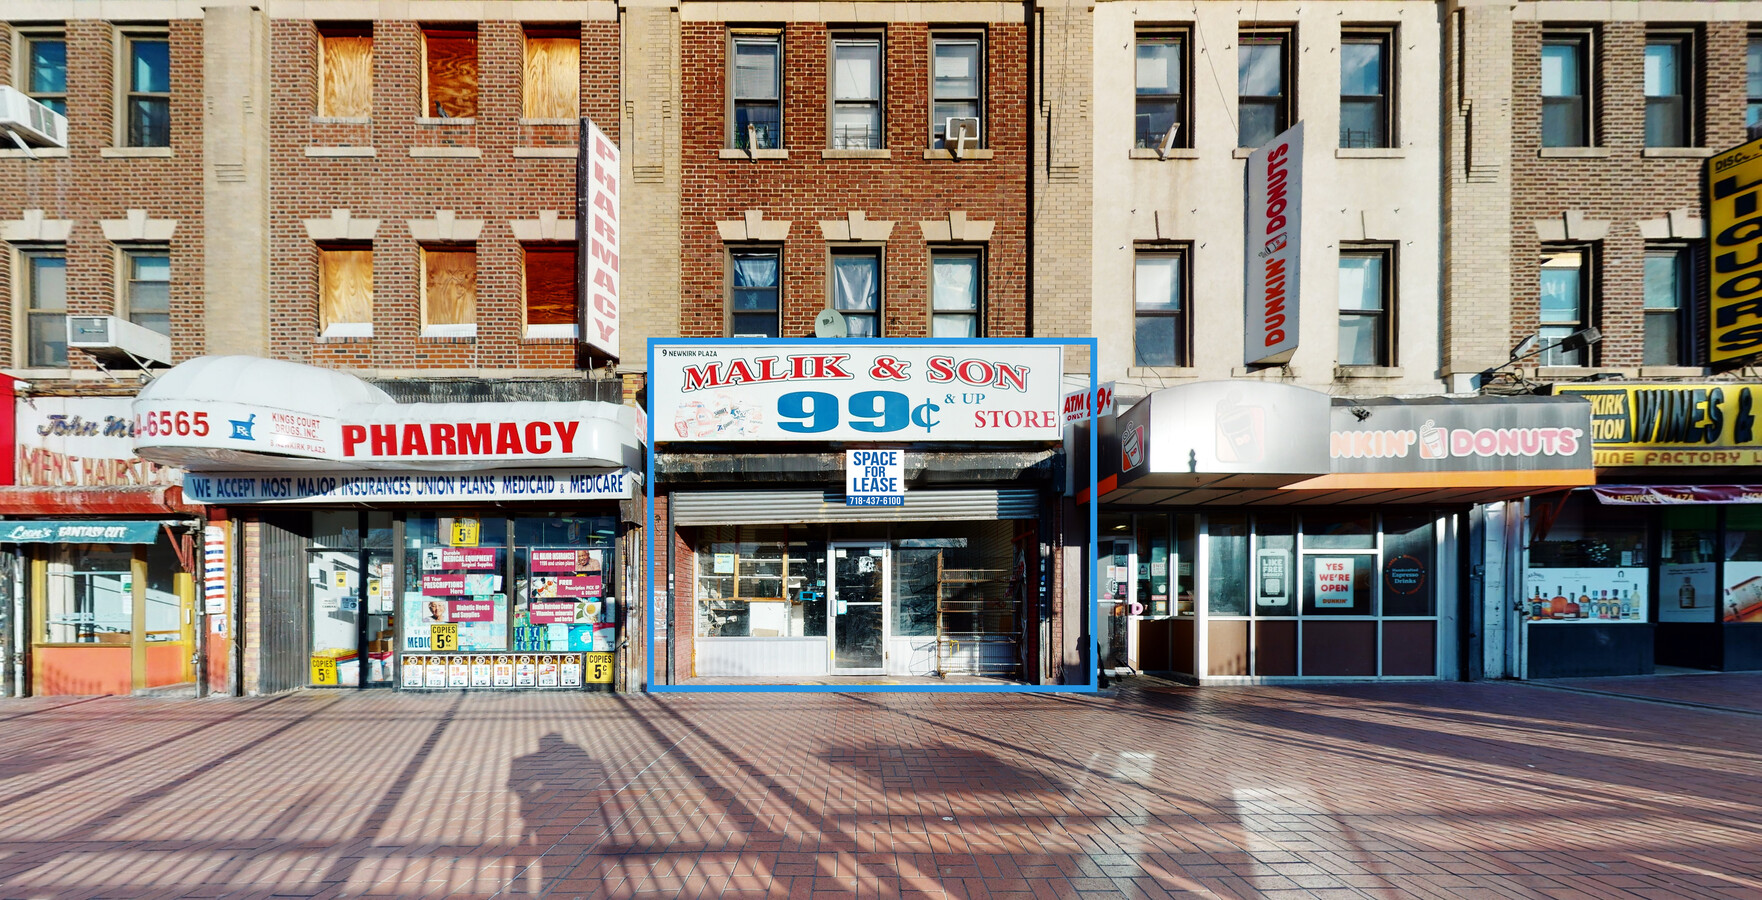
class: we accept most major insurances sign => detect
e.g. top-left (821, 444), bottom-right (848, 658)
top-left (651, 342), bottom-right (1065, 442)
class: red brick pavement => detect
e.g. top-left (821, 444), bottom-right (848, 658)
top-left (1538, 673), bottom-right (1762, 716)
top-left (1, 679), bottom-right (1761, 899)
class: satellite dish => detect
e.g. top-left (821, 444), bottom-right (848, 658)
top-left (814, 308), bottom-right (849, 338)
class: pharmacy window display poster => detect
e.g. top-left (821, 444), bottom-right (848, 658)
top-left (418, 546), bottom-right (508, 652)
top-left (1724, 563), bottom-right (1762, 622)
top-left (1658, 562), bottom-right (1717, 623)
top-left (514, 548), bottom-right (616, 652)
top-left (1522, 569), bottom-right (1648, 623)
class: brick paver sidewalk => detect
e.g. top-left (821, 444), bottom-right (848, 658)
top-left (2, 678), bottom-right (1760, 899)
top-left (1539, 671), bottom-right (1762, 714)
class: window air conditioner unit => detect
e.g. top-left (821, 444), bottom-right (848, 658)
top-left (0, 86), bottom-right (68, 150)
top-left (944, 117), bottom-right (981, 158)
top-left (66, 315), bottom-right (172, 368)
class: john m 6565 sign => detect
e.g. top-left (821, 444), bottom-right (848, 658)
top-left (651, 342), bottom-right (1064, 442)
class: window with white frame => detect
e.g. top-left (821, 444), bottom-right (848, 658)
top-left (22, 31), bottom-right (67, 116)
top-left (1539, 247), bottom-right (1592, 366)
top-left (123, 31), bottom-right (170, 147)
top-left (1237, 29), bottom-right (1291, 148)
top-left (1644, 31), bottom-right (1693, 148)
top-left (1644, 246), bottom-right (1689, 366)
top-left (20, 249), bottom-right (67, 367)
top-left (930, 32), bottom-right (983, 149)
top-left (1338, 246), bottom-right (1394, 367)
top-left (731, 32), bottom-right (783, 150)
top-left (930, 248), bottom-right (983, 337)
top-left (122, 247), bottom-right (170, 336)
top-left (830, 33), bottom-right (883, 149)
top-left (1542, 30), bottom-right (1592, 148)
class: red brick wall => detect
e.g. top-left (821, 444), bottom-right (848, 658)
top-left (267, 20), bottom-right (619, 370)
top-left (679, 22), bottom-right (1028, 338)
top-left (0, 21), bottom-right (206, 369)
top-left (1511, 21), bottom-right (1750, 367)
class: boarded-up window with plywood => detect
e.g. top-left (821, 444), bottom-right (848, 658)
top-left (524, 245), bottom-right (577, 334)
top-left (422, 27), bottom-right (478, 118)
top-left (523, 31), bottom-right (580, 119)
top-left (319, 30), bottom-right (372, 117)
top-left (423, 248), bottom-right (477, 327)
top-left (320, 247), bottom-right (373, 333)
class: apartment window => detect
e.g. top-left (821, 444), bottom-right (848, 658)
top-left (1238, 30), bottom-right (1291, 148)
top-left (729, 249), bottom-right (781, 337)
top-left (730, 33), bottom-right (782, 150)
top-left (931, 249), bottom-right (983, 337)
top-left (831, 249), bottom-right (881, 337)
top-left (123, 249), bottom-right (170, 336)
top-left (523, 28), bottom-right (580, 119)
top-left (1135, 30), bottom-right (1186, 150)
top-left (1541, 32), bottom-right (1591, 148)
top-left (421, 247), bottom-right (477, 334)
top-left (22, 33), bottom-right (67, 116)
top-left (1645, 33), bottom-right (1692, 148)
top-left (1133, 249), bottom-right (1188, 367)
top-left (318, 246), bottom-right (373, 337)
top-left (21, 251), bottom-right (67, 367)
top-left (1749, 35), bottom-right (1762, 128)
top-left (1340, 30), bottom-right (1392, 149)
top-left (930, 33), bottom-right (983, 149)
top-left (523, 245), bottom-right (577, 337)
top-left (1644, 246), bottom-right (1690, 366)
top-left (1338, 247), bottom-right (1393, 366)
top-left (318, 27), bottom-right (372, 118)
top-left (124, 33), bottom-right (170, 147)
top-left (1539, 247), bottom-right (1592, 366)
top-left (421, 26), bottom-right (478, 118)
top-left (829, 34), bottom-right (883, 150)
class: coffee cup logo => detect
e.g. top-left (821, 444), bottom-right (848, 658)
top-left (1214, 393), bottom-right (1264, 463)
top-left (1121, 423), bottom-right (1144, 470)
top-left (1418, 419), bottom-right (1447, 459)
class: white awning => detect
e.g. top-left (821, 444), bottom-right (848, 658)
top-left (134, 356), bottom-right (644, 474)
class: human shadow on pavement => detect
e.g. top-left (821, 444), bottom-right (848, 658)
top-left (505, 731), bottom-right (610, 895)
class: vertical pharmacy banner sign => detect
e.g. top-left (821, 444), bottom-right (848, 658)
top-left (1245, 122), bottom-right (1303, 367)
top-left (579, 119), bottom-right (620, 360)
top-left (1708, 135), bottom-right (1762, 364)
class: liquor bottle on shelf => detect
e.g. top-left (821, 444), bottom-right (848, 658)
top-left (1679, 577), bottom-right (1696, 609)
top-left (1531, 587), bottom-right (1547, 620)
top-left (1600, 590), bottom-right (1613, 619)
top-left (1572, 585), bottom-right (1589, 619)
top-left (1622, 589), bottom-right (1637, 620)
top-left (1550, 585), bottom-right (1570, 619)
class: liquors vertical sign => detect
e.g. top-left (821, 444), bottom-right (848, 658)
top-left (1708, 135), bottom-right (1762, 365)
top-left (578, 119), bottom-right (620, 360)
top-left (1245, 122), bottom-right (1303, 367)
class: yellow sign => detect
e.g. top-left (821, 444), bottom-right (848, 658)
top-left (334, 569), bottom-right (349, 589)
top-left (583, 651), bottom-right (615, 683)
top-left (310, 655), bottom-right (339, 685)
top-left (430, 623), bottom-right (459, 652)
top-left (1709, 136), bottom-right (1762, 363)
top-left (449, 518), bottom-right (481, 547)
top-left (1556, 383), bottom-right (1761, 466)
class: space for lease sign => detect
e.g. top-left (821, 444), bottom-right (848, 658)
top-left (653, 342), bottom-right (1063, 442)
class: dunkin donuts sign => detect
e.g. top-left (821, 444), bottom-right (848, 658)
top-left (1326, 400), bottom-right (1593, 474)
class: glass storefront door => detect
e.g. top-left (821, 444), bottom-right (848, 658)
top-left (307, 511), bottom-right (394, 687)
top-left (830, 543), bottom-right (887, 674)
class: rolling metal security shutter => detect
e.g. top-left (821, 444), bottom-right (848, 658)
top-left (672, 489), bottom-right (1039, 526)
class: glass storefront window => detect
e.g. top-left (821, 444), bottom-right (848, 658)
top-left (1175, 514), bottom-right (1197, 616)
top-left (1524, 496), bottom-right (1648, 622)
top-left (1382, 513), bottom-right (1436, 617)
top-left (1253, 514), bottom-right (1296, 617)
top-left (695, 526), bottom-right (825, 637)
top-left (403, 516), bottom-right (510, 653)
top-left (1301, 554), bottom-right (1374, 615)
top-left (1660, 508), bottom-right (1717, 624)
top-left (512, 515), bottom-right (619, 653)
top-left (1207, 514), bottom-right (1249, 615)
top-left (1726, 508), bottom-right (1762, 623)
top-left (41, 546), bottom-right (134, 643)
top-left (1301, 512), bottom-right (1376, 550)
top-left (1135, 515), bottom-right (1172, 617)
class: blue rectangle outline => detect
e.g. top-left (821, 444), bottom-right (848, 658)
top-left (645, 336), bottom-right (1099, 694)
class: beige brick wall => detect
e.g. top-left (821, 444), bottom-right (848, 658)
top-left (1034, 0), bottom-right (1094, 377)
top-left (619, 1), bottom-right (682, 370)
top-left (1443, 0), bottom-right (1515, 381)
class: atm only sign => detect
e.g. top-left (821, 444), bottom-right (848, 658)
top-left (653, 343), bottom-right (1064, 442)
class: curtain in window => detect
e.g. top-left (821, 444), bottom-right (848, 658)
top-left (833, 256), bottom-right (878, 311)
top-left (425, 250), bottom-right (476, 325)
top-left (733, 254), bottom-right (778, 289)
top-left (523, 37), bottom-right (580, 119)
top-left (321, 36), bottom-right (372, 117)
top-left (321, 249), bottom-right (373, 328)
top-left (933, 256), bottom-right (977, 310)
